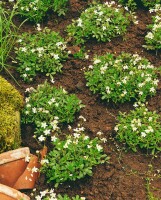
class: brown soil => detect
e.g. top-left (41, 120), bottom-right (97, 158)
top-left (2, 0), bottom-right (161, 199)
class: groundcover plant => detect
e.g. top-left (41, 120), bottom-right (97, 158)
top-left (1, 0), bottom-right (161, 199)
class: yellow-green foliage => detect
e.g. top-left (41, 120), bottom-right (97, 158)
top-left (0, 76), bottom-right (23, 153)
top-left (0, 76), bottom-right (23, 110)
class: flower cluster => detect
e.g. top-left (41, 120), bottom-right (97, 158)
top-left (118, 0), bottom-right (160, 10)
top-left (15, 27), bottom-right (68, 82)
top-left (41, 125), bottom-right (109, 187)
top-left (115, 102), bottom-right (161, 153)
top-left (17, 0), bottom-right (69, 22)
top-left (34, 188), bottom-right (85, 200)
top-left (85, 52), bottom-right (159, 103)
top-left (143, 4), bottom-right (161, 51)
top-left (67, 2), bottom-right (131, 44)
top-left (22, 81), bottom-right (84, 141)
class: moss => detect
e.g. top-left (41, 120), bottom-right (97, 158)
top-left (0, 104), bottom-right (21, 153)
top-left (0, 76), bottom-right (24, 110)
top-left (0, 76), bottom-right (23, 153)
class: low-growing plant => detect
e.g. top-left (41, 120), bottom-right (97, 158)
top-left (22, 81), bottom-right (84, 141)
top-left (41, 128), bottom-right (109, 187)
top-left (17, 0), bottom-right (69, 23)
top-left (114, 102), bottom-right (161, 154)
top-left (14, 27), bottom-right (68, 82)
top-left (118, 0), bottom-right (160, 10)
top-left (67, 2), bottom-right (131, 44)
top-left (85, 52), bottom-right (159, 103)
top-left (143, 5), bottom-right (161, 51)
top-left (34, 189), bottom-right (85, 200)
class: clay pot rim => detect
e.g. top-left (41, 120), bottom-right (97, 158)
top-left (0, 147), bottom-right (30, 165)
top-left (0, 183), bottom-right (30, 200)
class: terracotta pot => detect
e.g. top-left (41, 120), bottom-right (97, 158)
top-left (0, 147), bottom-right (45, 190)
top-left (0, 183), bottom-right (30, 200)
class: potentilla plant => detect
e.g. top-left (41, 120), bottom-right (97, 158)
top-left (67, 2), bottom-right (132, 45)
top-left (85, 52), bottom-right (159, 103)
top-left (118, 0), bottom-right (160, 10)
top-left (22, 81), bottom-right (84, 141)
top-left (41, 126), bottom-right (109, 187)
top-left (17, 0), bottom-right (69, 23)
top-left (114, 102), bottom-right (161, 154)
top-left (143, 4), bottom-right (161, 51)
top-left (34, 189), bottom-right (85, 200)
top-left (14, 27), bottom-right (68, 82)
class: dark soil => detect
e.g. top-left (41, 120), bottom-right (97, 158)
top-left (2, 0), bottom-right (161, 199)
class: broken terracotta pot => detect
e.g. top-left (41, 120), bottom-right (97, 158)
top-left (0, 183), bottom-right (30, 200)
top-left (0, 147), bottom-right (46, 190)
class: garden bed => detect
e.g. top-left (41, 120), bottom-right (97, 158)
top-left (1, 0), bottom-right (161, 199)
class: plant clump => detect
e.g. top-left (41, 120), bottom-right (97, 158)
top-left (34, 188), bottom-right (85, 200)
top-left (118, 0), bottom-right (160, 10)
top-left (41, 127), bottom-right (108, 187)
top-left (0, 76), bottom-right (23, 153)
top-left (67, 2), bottom-right (131, 44)
top-left (22, 81), bottom-right (84, 141)
top-left (143, 4), bottom-right (161, 51)
top-left (15, 27), bottom-right (68, 82)
top-left (114, 102), bottom-right (161, 154)
top-left (85, 52), bottom-right (159, 103)
top-left (16, 0), bottom-right (69, 23)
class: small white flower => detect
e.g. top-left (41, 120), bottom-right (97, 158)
top-left (32, 166), bottom-right (39, 173)
top-left (94, 59), bottom-right (101, 64)
top-left (44, 129), bottom-right (51, 135)
top-left (38, 135), bottom-right (45, 142)
top-left (101, 138), bottom-right (107, 143)
top-left (41, 159), bottom-right (49, 165)
top-left (150, 87), bottom-right (155, 93)
top-left (51, 135), bottom-right (57, 142)
top-left (32, 107), bottom-right (37, 113)
top-left (97, 131), bottom-right (103, 136)
top-left (141, 132), bottom-right (146, 137)
top-left (54, 54), bottom-right (59, 60)
top-left (114, 126), bottom-right (119, 132)
top-left (25, 155), bottom-right (30, 162)
top-left (41, 122), bottom-right (47, 128)
top-left (96, 144), bottom-right (103, 151)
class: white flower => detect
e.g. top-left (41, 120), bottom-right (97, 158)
top-left (32, 107), bottom-right (37, 113)
top-left (54, 54), bottom-right (59, 60)
top-left (146, 32), bottom-right (154, 39)
top-left (44, 129), bottom-right (51, 135)
top-left (141, 132), bottom-right (146, 137)
top-left (101, 138), bottom-right (107, 143)
top-left (150, 87), bottom-right (155, 93)
top-left (41, 159), bottom-right (49, 165)
top-left (51, 136), bottom-right (57, 142)
top-left (41, 122), bottom-right (47, 128)
top-left (149, 117), bottom-right (153, 121)
top-left (32, 166), bottom-right (39, 173)
top-left (38, 135), bottom-right (45, 142)
top-left (36, 24), bottom-right (41, 31)
top-left (97, 131), bottom-right (103, 136)
top-left (94, 59), bottom-right (101, 64)
top-left (114, 126), bottom-right (119, 132)
top-left (77, 18), bottom-right (83, 27)
top-left (21, 47), bottom-right (27, 52)
top-left (25, 155), bottom-right (30, 162)
top-left (23, 73), bottom-right (27, 78)
top-left (133, 102), bottom-right (138, 107)
top-left (74, 133), bottom-right (80, 138)
top-left (40, 190), bottom-right (48, 197)
top-left (35, 195), bottom-right (41, 200)
top-left (96, 144), bottom-right (103, 151)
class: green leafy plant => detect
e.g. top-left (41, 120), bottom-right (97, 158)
top-left (143, 5), bottom-right (161, 51)
top-left (14, 27), bottom-right (68, 82)
top-left (118, 0), bottom-right (160, 10)
top-left (52, 0), bottom-right (69, 16)
top-left (22, 81), bottom-right (84, 141)
top-left (85, 52), bottom-right (159, 103)
top-left (41, 127), bottom-right (108, 187)
top-left (34, 189), bottom-right (85, 200)
top-left (67, 2), bottom-right (131, 44)
top-left (17, 0), bottom-right (69, 23)
top-left (114, 102), bottom-right (161, 154)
